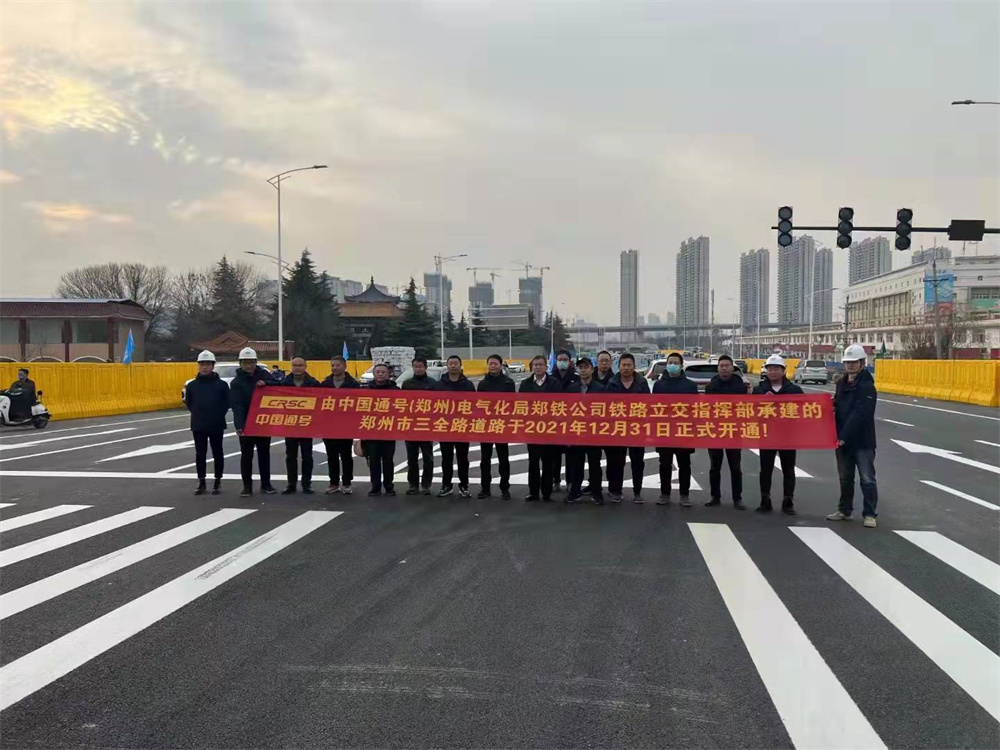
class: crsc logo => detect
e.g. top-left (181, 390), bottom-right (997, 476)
top-left (260, 396), bottom-right (317, 411)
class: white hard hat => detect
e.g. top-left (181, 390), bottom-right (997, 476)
top-left (764, 354), bottom-right (786, 368)
top-left (842, 344), bottom-right (866, 362)
top-left (238, 347), bottom-right (258, 360)
top-left (197, 350), bottom-right (216, 363)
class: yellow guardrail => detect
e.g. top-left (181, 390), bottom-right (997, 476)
top-left (875, 359), bottom-right (1000, 407)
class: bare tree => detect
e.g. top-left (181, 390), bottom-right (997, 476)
top-left (57, 262), bottom-right (172, 335)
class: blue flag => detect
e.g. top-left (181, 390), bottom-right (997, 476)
top-left (342, 341), bottom-right (349, 361)
top-left (122, 329), bottom-right (135, 364)
top-left (548, 348), bottom-right (556, 373)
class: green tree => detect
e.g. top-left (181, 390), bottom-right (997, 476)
top-left (449, 312), bottom-right (469, 347)
top-left (281, 249), bottom-right (344, 359)
top-left (207, 256), bottom-right (264, 337)
top-left (391, 278), bottom-right (439, 358)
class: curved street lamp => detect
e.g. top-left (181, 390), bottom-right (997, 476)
top-left (951, 100), bottom-right (1000, 106)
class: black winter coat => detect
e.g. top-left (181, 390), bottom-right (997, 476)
top-left (401, 374), bottom-right (439, 391)
top-left (281, 372), bottom-right (321, 388)
top-left (519, 375), bottom-right (562, 393)
top-left (477, 373), bottom-right (517, 393)
top-left (752, 378), bottom-right (804, 396)
top-left (706, 374), bottom-right (748, 395)
top-left (230, 367), bottom-right (278, 431)
top-left (652, 375), bottom-right (698, 395)
top-left (438, 373), bottom-right (476, 392)
top-left (550, 366), bottom-right (582, 393)
top-left (834, 368), bottom-right (877, 450)
top-left (578, 378), bottom-right (606, 395)
top-left (607, 373), bottom-right (649, 395)
top-left (320, 372), bottom-right (360, 389)
top-left (594, 371), bottom-right (614, 388)
top-left (184, 372), bottom-right (230, 433)
top-left (369, 379), bottom-right (399, 391)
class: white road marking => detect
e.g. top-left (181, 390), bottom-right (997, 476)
top-left (749, 449), bottom-right (814, 478)
top-left (878, 419), bottom-right (914, 427)
top-left (690, 523), bottom-right (884, 750)
top-left (920, 480), bottom-right (999, 511)
top-left (97, 439), bottom-right (194, 462)
top-left (0, 506), bottom-right (172, 567)
top-left (894, 531), bottom-right (1000, 595)
top-left (0, 510), bottom-right (340, 710)
top-left (0, 428), bottom-right (191, 464)
top-left (799, 386), bottom-right (1000, 421)
top-left (792, 527), bottom-right (1000, 721)
top-left (0, 503), bottom-right (16, 509)
top-left (0, 429), bottom-right (135, 451)
top-left (0, 412), bottom-right (187, 439)
top-left (0, 505), bottom-right (91, 533)
top-left (0, 470), bottom-right (279, 481)
top-left (159, 450), bottom-right (242, 474)
top-left (893, 439), bottom-right (1000, 475)
top-left (975, 440), bottom-right (1000, 449)
top-left (0, 508), bottom-right (256, 621)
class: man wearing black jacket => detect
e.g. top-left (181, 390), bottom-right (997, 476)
top-left (606, 352), bottom-right (650, 503)
top-left (477, 354), bottom-right (516, 500)
top-left (437, 355), bottom-right (476, 498)
top-left (651, 352), bottom-right (697, 507)
top-left (184, 350), bottom-right (230, 496)
top-left (705, 355), bottom-right (747, 510)
top-left (550, 349), bottom-right (581, 494)
top-left (230, 347), bottom-right (278, 498)
top-left (280, 357), bottom-right (321, 494)
top-left (827, 345), bottom-right (880, 528)
top-left (320, 356), bottom-right (360, 495)
top-left (401, 356), bottom-right (438, 496)
top-left (753, 355), bottom-right (804, 514)
top-left (567, 357), bottom-right (605, 503)
top-left (519, 354), bottom-right (562, 501)
top-left (595, 350), bottom-right (614, 388)
top-left (366, 364), bottom-right (399, 496)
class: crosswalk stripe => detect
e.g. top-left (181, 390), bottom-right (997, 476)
top-left (0, 510), bottom-right (341, 711)
top-left (920, 480), bottom-right (999, 511)
top-left (894, 531), bottom-right (1000, 595)
top-left (0, 428), bottom-right (190, 464)
top-left (791, 527), bottom-right (1000, 722)
top-left (0, 503), bottom-right (16, 509)
top-left (0, 508), bottom-right (256, 621)
top-left (0, 507), bottom-right (173, 568)
top-left (0, 429), bottom-right (135, 451)
top-left (749, 449), bottom-right (813, 478)
top-left (0, 505), bottom-right (91, 533)
top-left (157, 450), bottom-right (243, 474)
top-left (689, 523), bottom-right (884, 749)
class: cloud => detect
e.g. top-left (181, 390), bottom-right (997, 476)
top-left (0, 170), bottom-right (23, 184)
top-left (23, 201), bottom-right (132, 233)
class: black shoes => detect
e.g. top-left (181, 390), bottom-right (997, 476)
top-left (705, 498), bottom-right (721, 507)
top-left (734, 500), bottom-right (746, 510)
top-left (501, 490), bottom-right (511, 501)
top-left (302, 485), bottom-right (315, 495)
top-left (385, 487), bottom-right (396, 496)
top-left (368, 488), bottom-right (381, 497)
top-left (525, 494), bottom-right (540, 502)
top-left (194, 480), bottom-right (207, 496)
top-left (406, 486), bottom-right (420, 496)
top-left (477, 489), bottom-right (492, 499)
top-left (240, 486), bottom-right (252, 498)
top-left (756, 504), bottom-right (773, 513)
top-left (212, 479), bottom-right (222, 495)
top-left (262, 485), bottom-right (277, 495)
top-left (281, 486), bottom-right (296, 495)
top-left (458, 486), bottom-right (471, 498)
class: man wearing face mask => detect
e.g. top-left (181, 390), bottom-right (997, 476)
top-left (652, 352), bottom-right (697, 507)
top-left (476, 354), bottom-right (517, 500)
top-left (705, 354), bottom-right (747, 510)
top-left (550, 349), bottom-right (580, 494)
top-left (519, 354), bottom-right (562, 501)
top-left (606, 352), bottom-right (649, 503)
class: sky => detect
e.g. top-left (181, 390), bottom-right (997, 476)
top-left (1, 0), bottom-right (998, 326)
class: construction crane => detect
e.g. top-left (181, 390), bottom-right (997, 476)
top-left (467, 267), bottom-right (501, 287)
top-left (512, 261), bottom-right (533, 278)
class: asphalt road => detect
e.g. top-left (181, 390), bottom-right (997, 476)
top-left (1, 379), bottom-right (998, 749)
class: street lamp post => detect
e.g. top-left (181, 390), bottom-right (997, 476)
top-left (806, 286), bottom-right (839, 361)
top-left (433, 254), bottom-right (467, 357)
top-left (267, 165), bottom-right (327, 360)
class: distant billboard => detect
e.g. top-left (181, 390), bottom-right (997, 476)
top-left (476, 304), bottom-right (531, 329)
top-left (924, 271), bottom-right (954, 306)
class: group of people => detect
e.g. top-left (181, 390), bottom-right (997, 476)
top-left (183, 344), bottom-right (880, 526)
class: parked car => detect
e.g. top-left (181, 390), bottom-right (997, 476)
top-left (180, 363), bottom-right (242, 402)
top-left (734, 359), bottom-right (749, 376)
top-left (394, 365), bottom-right (446, 385)
top-left (507, 361), bottom-right (525, 373)
top-left (793, 359), bottom-right (830, 384)
top-left (681, 362), bottom-right (750, 393)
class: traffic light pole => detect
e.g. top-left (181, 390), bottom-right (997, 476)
top-left (772, 224), bottom-right (999, 235)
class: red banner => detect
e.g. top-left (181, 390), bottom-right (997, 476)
top-left (244, 387), bottom-right (836, 449)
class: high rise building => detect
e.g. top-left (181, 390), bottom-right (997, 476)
top-left (518, 276), bottom-right (543, 323)
top-left (423, 272), bottom-right (452, 317)
top-left (739, 248), bottom-right (770, 329)
top-left (647, 313), bottom-right (662, 325)
top-left (619, 249), bottom-right (639, 328)
top-left (911, 246), bottom-right (952, 266)
top-left (676, 236), bottom-right (710, 326)
top-left (849, 236), bottom-right (892, 285)
top-left (468, 281), bottom-right (494, 310)
top-left (666, 311), bottom-right (676, 325)
top-left (813, 247), bottom-right (834, 324)
top-left (777, 235), bottom-right (817, 326)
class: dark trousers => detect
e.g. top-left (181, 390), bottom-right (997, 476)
top-left (759, 449), bottom-right (796, 507)
top-left (552, 448), bottom-right (563, 485)
top-left (567, 446), bottom-right (602, 494)
top-left (709, 448), bottom-right (743, 502)
top-left (406, 440), bottom-right (434, 489)
top-left (480, 442), bottom-right (510, 491)
top-left (367, 440), bottom-right (396, 492)
top-left (837, 447), bottom-right (878, 517)
top-left (239, 435), bottom-right (271, 488)
top-left (527, 444), bottom-right (556, 498)
top-left (285, 437), bottom-right (314, 488)
top-left (193, 431), bottom-right (225, 480)
top-left (323, 439), bottom-right (354, 486)
top-left (657, 448), bottom-right (692, 495)
top-left (440, 442), bottom-right (470, 489)
top-left (607, 447), bottom-right (646, 494)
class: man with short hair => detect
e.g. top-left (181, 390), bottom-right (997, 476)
top-left (705, 354), bottom-right (746, 510)
top-left (567, 357), bottom-right (605, 503)
top-left (437, 355), bottom-right (476, 498)
top-left (753, 355), bottom-right (803, 514)
top-left (595, 351), bottom-right (614, 388)
top-left (606, 352), bottom-right (649, 503)
top-left (7, 368), bottom-right (36, 421)
top-left (550, 349), bottom-right (580, 494)
top-left (366, 363), bottom-right (399, 496)
top-left (477, 354), bottom-right (516, 499)
top-left (652, 352), bottom-right (697, 507)
top-left (281, 357), bottom-right (321, 494)
top-left (519, 354), bottom-right (561, 501)
top-left (320, 355), bottom-right (359, 495)
top-left (401, 356), bottom-right (437, 495)
top-left (230, 347), bottom-right (278, 498)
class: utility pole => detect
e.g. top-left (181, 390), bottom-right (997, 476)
top-left (843, 293), bottom-right (850, 347)
top-left (931, 258), bottom-right (943, 360)
top-left (710, 289), bottom-right (715, 355)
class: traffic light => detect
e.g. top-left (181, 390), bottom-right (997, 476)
top-left (836, 207), bottom-right (854, 248)
top-left (896, 208), bottom-right (913, 250)
top-left (777, 206), bottom-right (793, 247)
